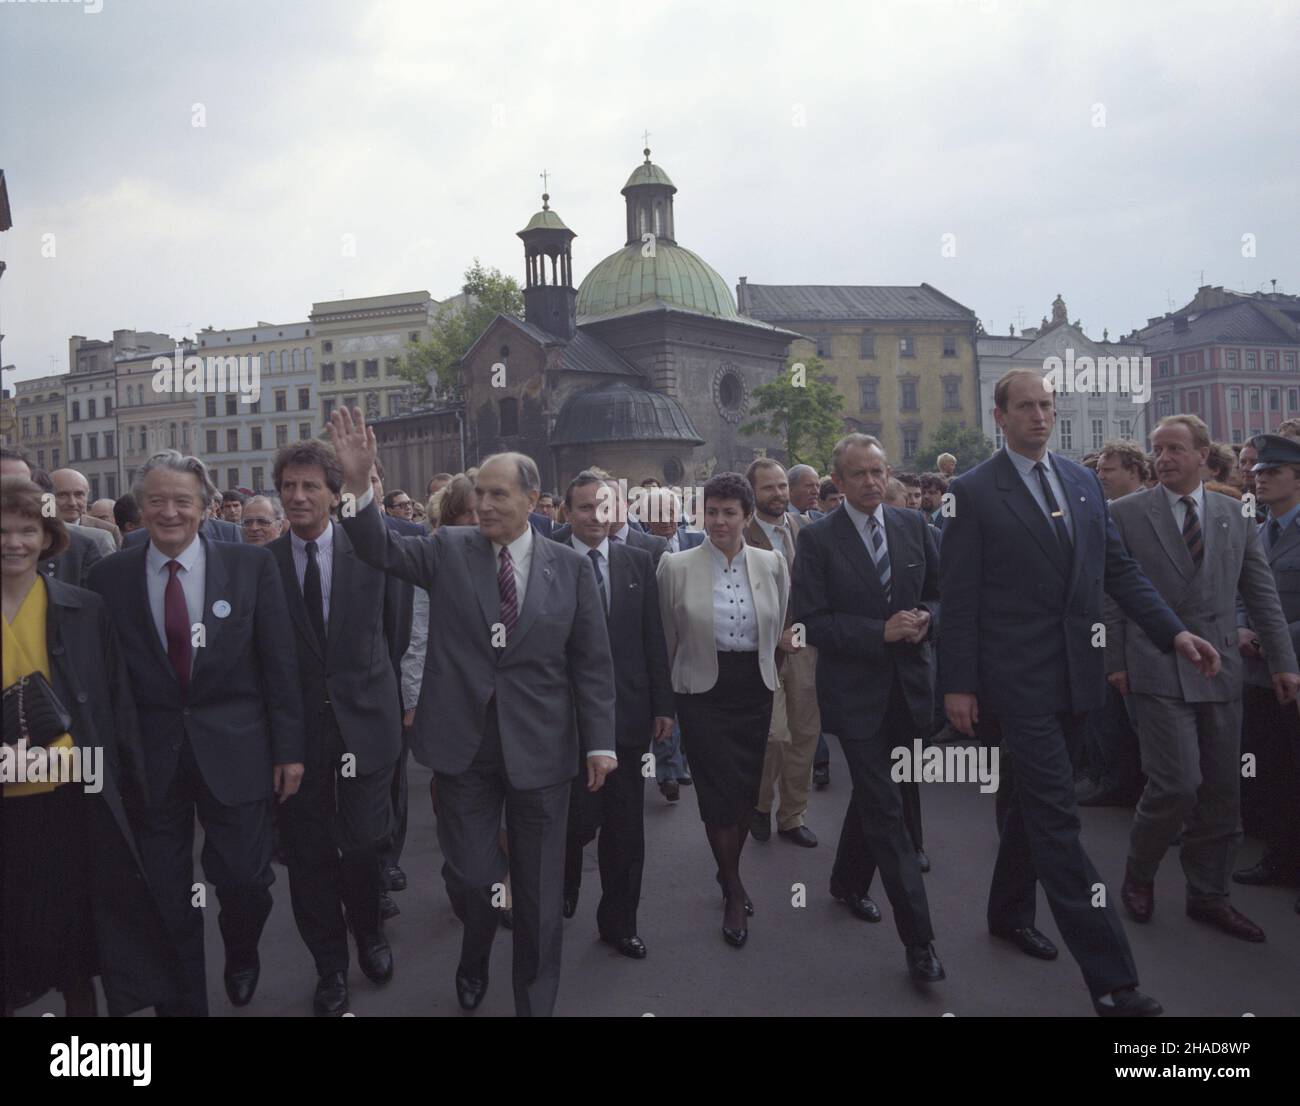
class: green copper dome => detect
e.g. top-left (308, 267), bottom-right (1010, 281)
top-left (576, 242), bottom-right (738, 320)
top-left (623, 156), bottom-right (676, 193)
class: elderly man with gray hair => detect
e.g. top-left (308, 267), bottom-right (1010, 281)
top-left (786, 463), bottom-right (824, 519)
top-left (87, 449), bottom-right (305, 1015)
top-left (239, 495), bottom-right (287, 546)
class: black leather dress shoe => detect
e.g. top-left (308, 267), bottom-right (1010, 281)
top-left (224, 956), bottom-right (260, 1007)
top-left (601, 934), bottom-right (648, 959)
top-left (722, 925), bottom-right (749, 948)
top-left (991, 925), bottom-right (1058, 960)
top-left (563, 891), bottom-right (578, 919)
top-left (830, 882), bottom-right (882, 922)
top-left (751, 810), bottom-right (771, 842)
top-left (455, 964), bottom-right (488, 1011)
top-left (659, 779), bottom-right (680, 802)
top-left (1094, 987), bottom-right (1162, 1017)
top-left (778, 825), bottom-right (818, 848)
top-left (379, 891), bottom-right (401, 920)
top-left (384, 863), bottom-right (407, 892)
top-left (313, 970), bottom-right (348, 1016)
top-left (357, 934), bottom-right (394, 984)
top-left (916, 849), bottom-right (931, 873)
top-left (1232, 859), bottom-right (1295, 886)
top-left (813, 764), bottom-right (830, 789)
top-left (906, 943), bottom-right (945, 983)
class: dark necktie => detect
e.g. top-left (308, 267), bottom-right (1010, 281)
top-left (867, 516), bottom-right (891, 600)
top-left (164, 560), bottom-right (192, 693)
top-left (498, 546), bottom-right (519, 642)
top-left (1181, 496), bottom-right (1204, 568)
top-left (1033, 461), bottom-right (1074, 561)
top-left (588, 547), bottom-right (609, 616)
top-left (303, 539), bottom-right (327, 647)
top-left (1267, 518), bottom-right (1283, 551)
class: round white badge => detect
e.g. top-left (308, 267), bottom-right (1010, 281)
top-left (212, 600), bottom-right (232, 619)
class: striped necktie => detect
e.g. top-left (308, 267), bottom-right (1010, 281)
top-left (1181, 496), bottom-right (1204, 567)
top-left (497, 546), bottom-right (519, 642)
top-left (868, 515), bottom-right (891, 599)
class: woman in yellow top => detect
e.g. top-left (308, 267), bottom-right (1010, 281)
top-left (2, 475), bottom-right (178, 1016)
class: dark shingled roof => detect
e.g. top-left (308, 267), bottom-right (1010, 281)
top-left (462, 315), bottom-right (644, 378)
top-left (551, 381), bottom-right (703, 446)
top-left (741, 283), bottom-right (975, 323)
top-left (1139, 302), bottom-right (1299, 354)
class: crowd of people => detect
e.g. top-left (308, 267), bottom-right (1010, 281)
top-left (2, 366), bottom-right (1298, 1019)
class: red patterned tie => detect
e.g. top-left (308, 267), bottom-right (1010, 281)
top-left (164, 560), bottom-right (192, 693)
top-left (497, 546), bottom-right (518, 642)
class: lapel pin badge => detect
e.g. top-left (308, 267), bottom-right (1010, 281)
top-left (212, 600), bottom-right (231, 619)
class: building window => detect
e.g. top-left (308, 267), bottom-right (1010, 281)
top-left (943, 335), bottom-right (957, 357)
top-left (1120, 419), bottom-right (1132, 439)
top-left (168, 423), bottom-right (177, 448)
top-left (89, 477), bottom-right (100, 500)
top-left (305, 348), bottom-right (313, 370)
top-left (50, 413), bottom-right (58, 434)
top-left (206, 429), bottom-right (218, 453)
top-left (127, 426), bottom-right (136, 452)
top-left (499, 397), bottom-right (519, 436)
top-left (250, 397), bottom-right (260, 414)
top-left (182, 423), bottom-right (190, 449)
top-left (1158, 359), bottom-right (1169, 377)
top-left (364, 359), bottom-right (379, 379)
top-left (994, 426), bottom-right (1005, 450)
top-left (343, 361), bottom-right (357, 381)
top-left (1284, 353), bottom-right (1296, 373)
top-left (323, 341), bottom-right (333, 353)
top-left (1232, 429), bottom-right (1243, 444)
top-left (105, 432), bottom-right (115, 457)
top-left (899, 336), bottom-right (915, 358)
top-left (1182, 391), bottom-right (1200, 414)
top-left (942, 377), bottom-right (960, 410)
top-left (409, 331), bottom-right (419, 343)
top-left (227, 468), bottom-right (239, 490)
top-left (1227, 349), bottom-right (1238, 370)
top-left (104, 397), bottom-right (113, 416)
top-left (21, 417), bottom-right (31, 436)
top-left (1269, 389), bottom-right (1280, 411)
top-left (321, 362), bottom-right (336, 383)
top-left (1246, 351), bottom-right (1257, 371)
top-left (225, 395), bottom-right (237, 416)
top-left (105, 474), bottom-right (115, 497)
top-left (252, 466), bottom-right (264, 491)
top-left (292, 349), bottom-right (300, 371)
top-left (51, 449), bottom-right (59, 468)
top-left (387, 394), bottom-right (403, 416)
top-left (251, 426), bottom-right (263, 450)
top-left (858, 376), bottom-right (879, 411)
top-left (900, 380), bottom-right (918, 411)
top-left (1058, 419), bottom-right (1073, 452)
top-left (365, 393), bottom-right (380, 420)
top-left (902, 427), bottom-right (918, 461)
top-left (88, 436), bottom-right (98, 459)
top-left (343, 395), bottom-right (357, 412)
top-left (857, 333), bottom-right (876, 359)
top-left (205, 396), bottom-right (217, 417)
top-left (298, 388), bottom-right (310, 410)
top-left (1266, 352), bottom-right (1277, 372)
top-left (1289, 388), bottom-right (1299, 411)
top-left (322, 398), bottom-right (336, 421)
top-left (1091, 419), bottom-right (1104, 451)
top-left (385, 357), bottom-right (399, 376)
top-left (36, 449), bottom-right (45, 468)
top-left (1229, 388), bottom-right (1240, 411)
top-left (1250, 388), bottom-right (1261, 411)
top-left (71, 401), bottom-right (80, 422)
top-left (88, 399), bottom-right (97, 419)
top-left (815, 335), bottom-right (831, 359)
top-left (274, 390), bottom-right (287, 412)
top-left (299, 422), bottom-right (312, 440)
top-left (72, 436), bottom-right (82, 461)
top-left (226, 428), bottom-right (238, 451)
top-left (275, 424), bottom-right (288, 447)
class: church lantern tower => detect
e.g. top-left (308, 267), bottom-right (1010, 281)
top-left (622, 146), bottom-right (677, 247)
top-left (517, 187), bottom-right (577, 341)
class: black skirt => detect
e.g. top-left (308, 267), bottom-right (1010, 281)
top-left (676, 651), bottom-right (773, 825)
top-left (2, 783), bottom-right (96, 1010)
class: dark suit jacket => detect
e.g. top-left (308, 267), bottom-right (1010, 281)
top-left (793, 504), bottom-right (939, 740)
top-left (529, 511), bottom-right (554, 538)
top-left (123, 516), bottom-right (243, 548)
top-left (87, 536), bottom-right (304, 806)
top-left (938, 449), bottom-right (1184, 717)
top-left (382, 514), bottom-right (421, 696)
top-left (551, 523), bottom-right (669, 568)
top-left (550, 535), bottom-right (673, 749)
top-left (38, 578), bottom-right (181, 1015)
top-left (1242, 511), bottom-right (1300, 688)
top-left (269, 525), bottom-right (402, 775)
top-left (340, 501), bottom-right (615, 789)
top-left (42, 525), bottom-right (103, 588)
top-left (676, 526), bottom-right (705, 551)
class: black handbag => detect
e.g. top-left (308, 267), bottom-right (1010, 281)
top-left (2, 671), bottom-right (73, 748)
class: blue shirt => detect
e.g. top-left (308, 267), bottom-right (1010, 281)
top-left (1004, 446), bottom-right (1074, 542)
top-left (1268, 501), bottom-right (1300, 547)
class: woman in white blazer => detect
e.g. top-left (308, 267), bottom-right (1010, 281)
top-left (656, 472), bottom-right (789, 948)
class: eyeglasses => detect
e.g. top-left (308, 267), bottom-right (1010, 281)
top-left (241, 518), bottom-right (275, 528)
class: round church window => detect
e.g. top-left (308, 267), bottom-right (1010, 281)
top-left (719, 372), bottom-right (743, 410)
top-left (663, 457), bottom-right (683, 484)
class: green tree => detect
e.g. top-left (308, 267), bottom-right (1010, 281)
top-left (399, 259), bottom-right (524, 402)
top-left (740, 355), bottom-right (845, 471)
top-left (922, 420), bottom-right (995, 473)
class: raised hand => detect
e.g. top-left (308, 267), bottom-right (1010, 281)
top-left (327, 406), bottom-right (377, 497)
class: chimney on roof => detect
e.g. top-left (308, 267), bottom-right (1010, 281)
top-left (1173, 316), bottom-right (1189, 332)
top-left (737, 276), bottom-right (749, 315)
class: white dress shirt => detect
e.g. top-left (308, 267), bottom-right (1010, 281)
top-left (710, 539), bottom-right (758, 651)
top-left (146, 534), bottom-right (206, 666)
top-left (664, 530), bottom-right (680, 554)
top-left (840, 498), bottom-right (890, 560)
top-left (1160, 481), bottom-right (1205, 531)
top-left (1005, 446), bottom-right (1074, 541)
top-left (569, 534), bottom-right (611, 613)
top-left (491, 523), bottom-right (533, 608)
top-left (290, 521), bottom-right (335, 626)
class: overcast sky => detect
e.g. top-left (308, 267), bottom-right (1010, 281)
top-left (2, 0), bottom-right (1297, 384)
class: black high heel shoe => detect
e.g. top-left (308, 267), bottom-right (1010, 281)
top-left (722, 922), bottom-right (749, 949)
top-left (716, 873), bottom-right (754, 916)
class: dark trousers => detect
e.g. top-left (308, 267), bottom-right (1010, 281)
top-left (1080, 686), bottom-right (1143, 797)
top-left (987, 712), bottom-right (1138, 999)
top-left (436, 701), bottom-right (571, 1017)
top-left (563, 743), bottom-right (647, 940)
top-left (1242, 685), bottom-right (1300, 876)
top-left (830, 680), bottom-right (934, 947)
top-left (383, 724), bottom-right (412, 870)
top-left (135, 740), bottom-right (274, 1017)
top-left (280, 710), bottom-right (394, 977)
top-left (815, 732), bottom-right (830, 769)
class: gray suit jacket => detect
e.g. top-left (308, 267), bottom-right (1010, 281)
top-left (42, 525), bottom-right (103, 588)
top-left (1241, 513), bottom-right (1300, 689)
top-left (72, 519), bottom-right (117, 557)
top-left (1105, 486), bottom-right (1296, 702)
top-left (341, 501), bottom-right (615, 789)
